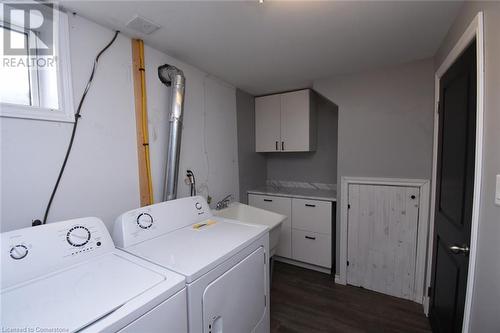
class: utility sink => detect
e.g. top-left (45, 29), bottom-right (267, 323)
top-left (214, 202), bottom-right (286, 257)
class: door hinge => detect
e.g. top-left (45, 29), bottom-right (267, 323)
top-left (347, 260), bottom-right (350, 266)
top-left (427, 286), bottom-right (432, 297)
top-left (348, 204), bottom-right (351, 209)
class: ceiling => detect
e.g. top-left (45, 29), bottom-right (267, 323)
top-left (60, 1), bottom-right (463, 95)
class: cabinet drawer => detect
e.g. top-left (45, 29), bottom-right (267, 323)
top-left (248, 194), bottom-right (291, 227)
top-left (292, 229), bottom-right (331, 268)
top-left (292, 198), bottom-right (332, 234)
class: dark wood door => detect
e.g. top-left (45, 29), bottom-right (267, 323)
top-left (429, 40), bottom-right (476, 333)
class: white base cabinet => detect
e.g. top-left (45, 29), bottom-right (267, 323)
top-left (248, 194), bottom-right (292, 258)
top-left (248, 193), bottom-right (333, 269)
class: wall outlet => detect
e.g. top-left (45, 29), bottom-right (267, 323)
top-left (495, 175), bottom-right (500, 206)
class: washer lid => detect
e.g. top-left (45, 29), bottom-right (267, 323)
top-left (124, 218), bottom-right (268, 283)
top-left (1, 252), bottom-right (166, 332)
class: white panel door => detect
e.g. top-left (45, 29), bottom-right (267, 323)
top-left (248, 194), bottom-right (292, 258)
top-left (280, 90), bottom-right (310, 151)
top-left (255, 94), bottom-right (281, 152)
top-left (202, 247), bottom-right (266, 333)
top-left (347, 184), bottom-right (419, 300)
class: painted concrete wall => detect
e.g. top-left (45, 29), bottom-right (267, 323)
top-left (145, 45), bottom-right (240, 207)
top-left (434, 2), bottom-right (500, 331)
top-left (1, 14), bottom-right (240, 232)
top-left (1, 14), bottom-right (139, 232)
top-left (313, 58), bottom-right (435, 273)
top-left (235, 89), bottom-right (267, 203)
top-left (266, 95), bottom-right (338, 185)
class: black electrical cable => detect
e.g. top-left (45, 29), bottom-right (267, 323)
top-left (187, 170), bottom-right (196, 197)
top-left (37, 31), bottom-right (120, 226)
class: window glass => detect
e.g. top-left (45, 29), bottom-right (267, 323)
top-left (1, 2), bottom-right (63, 117)
top-left (0, 25), bottom-right (31, 106)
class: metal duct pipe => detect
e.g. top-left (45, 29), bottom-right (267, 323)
top-left (158, 64), bottom-right (185, 201)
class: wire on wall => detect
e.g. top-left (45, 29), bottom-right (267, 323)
top-left (35, 31), bottom-right (120, 226)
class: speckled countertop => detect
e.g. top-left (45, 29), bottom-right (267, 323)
top-left (247, 186), bottom-right (337, 202)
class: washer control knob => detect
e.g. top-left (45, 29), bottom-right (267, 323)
top-left (10, 244), bottom-right (28, 260)
top-left (137, 213), bottom-right (153, 229)
top-left (195, 202), bottom-right (202, 210)
top-left (67, 226), bottom-right (91, 247)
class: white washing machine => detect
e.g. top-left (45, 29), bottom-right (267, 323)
top-left (113, 196), bottom-right (270, 333)
top-left (1, 217), bottom-right (188, 332)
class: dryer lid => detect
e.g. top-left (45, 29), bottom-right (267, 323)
top-left (124, 218), bottom-right (268, 283)
top-left (1, 253), bottom-right (166, 332)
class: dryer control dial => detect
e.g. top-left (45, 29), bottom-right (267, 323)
top-left (66, 226), bottom-right (91, 247)
top-left (10, 244), bottom-right (28, 260)
top-left (137, 213), bottom-right (153, 229)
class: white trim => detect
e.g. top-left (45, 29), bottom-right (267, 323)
top-left (425, 12), bottom-right (484, 333)
top-left (0, 9), bottom-right (74, 123)
top-left (339, 176), bottom-right (430, 303)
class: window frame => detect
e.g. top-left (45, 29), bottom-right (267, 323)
top-left (0, 9), bottom-right (75, 123)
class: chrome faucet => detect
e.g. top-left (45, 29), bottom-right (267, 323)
top-left (215, 194), bottom-right (232, 210)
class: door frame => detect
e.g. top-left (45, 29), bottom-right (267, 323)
top-left (424, 12), bottom-right (484, 333)
top-left (339, 177), bottom-right (430, 303)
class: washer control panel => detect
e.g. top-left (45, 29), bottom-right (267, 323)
top-left (1, 217), bottom-right (114, 289)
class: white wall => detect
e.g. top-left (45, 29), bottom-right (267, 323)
top-left (145, 45), bottom-right (240, 205)
top-left (1, 14), bottom-right (240, 232)
top-left (1, 14), bottom-right (139, 232)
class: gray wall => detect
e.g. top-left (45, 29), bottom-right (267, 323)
top-left (434, 2), bottom-right (500, 331)
top-left (236, 89), bottom-right (267, 203)
top-left (266, 96), bottom-right (338, 184)
top-left (313, 58), bottom-right (435, 273)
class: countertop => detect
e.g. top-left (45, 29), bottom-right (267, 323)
top-left (247, 186), bottom-right (337, 202)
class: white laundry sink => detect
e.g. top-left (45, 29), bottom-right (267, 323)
top-left (214, 202), bottom-right (286, 257)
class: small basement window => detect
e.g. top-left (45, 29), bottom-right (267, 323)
top-left (0, 2), bottom-right (74, 122)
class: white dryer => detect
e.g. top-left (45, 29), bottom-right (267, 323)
top-left (1, 217), bottom-right (187, 332)
top-left (113, 196), bottom-right (270, 333)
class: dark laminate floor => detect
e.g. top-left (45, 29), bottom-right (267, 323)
top-left (270, 262), bottom-right (432, 333)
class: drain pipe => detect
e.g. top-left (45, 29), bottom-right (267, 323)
top-left (158, 64), bottom-right (186, 201)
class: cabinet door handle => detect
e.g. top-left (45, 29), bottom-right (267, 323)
top-left (263, 199), bottom-right (273, 202)
top-left (282, 141), bottom-right (284, 151)
top-left (305, 204), bottom-right (316, 207)
top-left (275, 141), bottom-right (278, 150)
top-left (305, 236), bottom-right (316, 240)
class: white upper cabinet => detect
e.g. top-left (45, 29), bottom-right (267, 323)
top-left (255, 89), bottom-right (317, 152)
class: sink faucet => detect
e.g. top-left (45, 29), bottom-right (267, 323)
top-left (215, 194), bottom-right (232, 210)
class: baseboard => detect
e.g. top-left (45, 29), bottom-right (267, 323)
top-left (274, 256), bottom-right (331, 275)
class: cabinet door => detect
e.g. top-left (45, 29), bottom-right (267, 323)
top-left (255, 95), bottom-right (281, 152)
top-left (248, 194), bottom-right (292, 258)
top-left (280, 90), bottom-right (311, 151)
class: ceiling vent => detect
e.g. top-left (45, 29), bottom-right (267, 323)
top-left (126, 15), bottom-right (161, 35)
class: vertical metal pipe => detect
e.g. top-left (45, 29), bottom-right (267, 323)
top-left (158, 65), bottom-right (185, 201)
